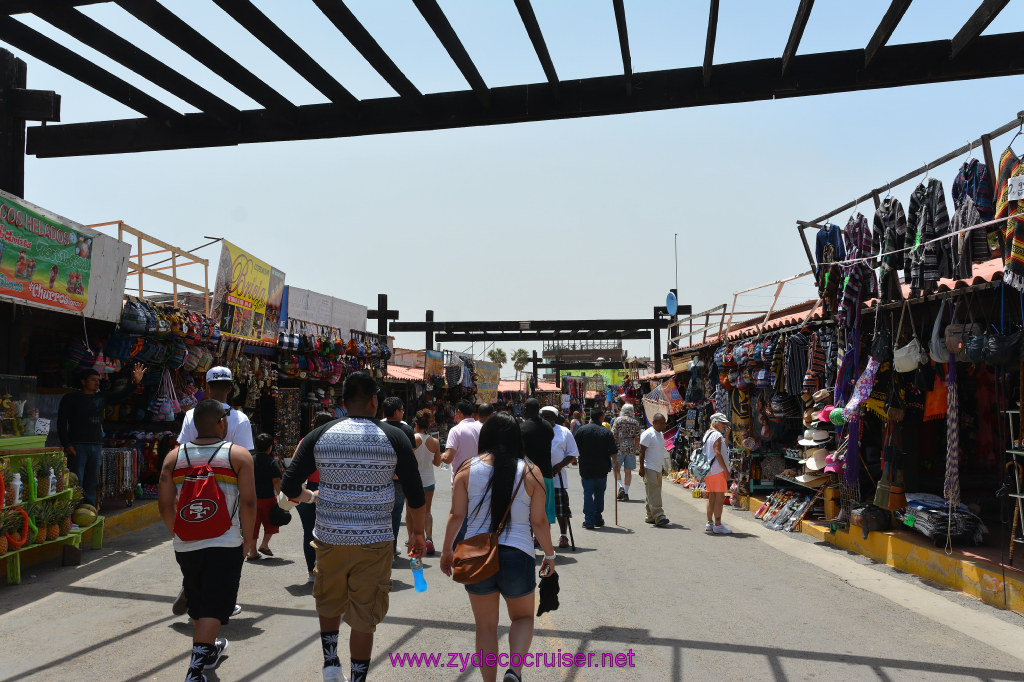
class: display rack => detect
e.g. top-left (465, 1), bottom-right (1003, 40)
top-left (1004, 409), bottom-right (1024, 565)
top-left (1, 447), bottom-right (105, 585)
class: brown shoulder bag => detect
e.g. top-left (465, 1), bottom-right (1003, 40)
top-left (452, 466), bottom-right (527, 585)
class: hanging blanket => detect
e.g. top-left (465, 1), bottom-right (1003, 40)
top-left (995, 148), bottom-right (1024, 289)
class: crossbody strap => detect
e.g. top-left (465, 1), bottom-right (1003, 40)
top-left (496, 463), bottom-right (528, 534)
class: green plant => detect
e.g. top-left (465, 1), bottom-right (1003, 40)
top-left (510, 348), bottom-right (530, 379)
top-left (486, 348), bottom-right (507, 368)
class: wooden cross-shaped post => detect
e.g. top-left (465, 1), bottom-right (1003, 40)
top-left (367, 293), bottom-right (399, 338)
top-left (0, 49), bottom-right (60, 197)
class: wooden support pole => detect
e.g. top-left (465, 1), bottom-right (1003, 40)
top-left (532, 349), bottom-right (538, 391)
top-left (653, 306), bottom-right (662, 373)
top-left (0, 49), bottom-right (27, 197)
top-left (377, 293), bottom-right (387, 337)
top-left (425, 309), bottom-right (434, 351)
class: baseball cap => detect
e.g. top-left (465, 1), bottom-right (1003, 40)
top-left (539, 406), bottom-right (559, 416)
top-left (206, 366), bottom-right (233, 383)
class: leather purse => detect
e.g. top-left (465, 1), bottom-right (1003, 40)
top-left (944, 301), bottom-right (981, 358)
top-left (893, 300), bottom-right (926, 373)
top-left (452, 470), bottom-right (526, 585)
top-left (984, 329), bottom-right (1022, 367)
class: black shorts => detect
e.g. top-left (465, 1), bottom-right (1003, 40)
top-left (175, 545), bottom-right (244, 624)
top-left (554, 488), bottom-right (572, 518)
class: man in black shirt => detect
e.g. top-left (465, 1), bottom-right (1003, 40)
top-left (574, 408), bottom-right (619, 529)
top-left (519, 398), bottom-right (555, 524)
top-left (382, 396), bottom-right (416, 559)
top-left (57, 363), bottom-right (145, 506)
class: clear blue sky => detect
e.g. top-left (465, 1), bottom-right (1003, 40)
top-left (5, 1), bottom-right (1024, 371)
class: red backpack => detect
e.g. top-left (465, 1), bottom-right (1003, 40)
top-left (173, 443), bottom-right (235, 542)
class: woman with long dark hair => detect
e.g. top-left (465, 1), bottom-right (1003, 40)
top-left (440, 413), bottom-right (556, 682)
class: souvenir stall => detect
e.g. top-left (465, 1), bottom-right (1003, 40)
top-left (0, 192), bottom-right (131, 580)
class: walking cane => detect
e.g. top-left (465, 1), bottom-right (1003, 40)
top-left (559, 470), bottom-right (576, 551)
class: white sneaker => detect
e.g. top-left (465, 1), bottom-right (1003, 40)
top-left (322, 664), bottom-right (347, 682)
top-left (231, 604), bottom-right (242, 617)
top-left (714, 524), bottom-right (733, 534)
top-left (207, 638), bottom-right (228, 669)
top-left (705, 522), bottom-right (714, 532)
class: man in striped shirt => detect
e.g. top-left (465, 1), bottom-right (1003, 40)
top-left (281, 371), bottom-right (425, 682)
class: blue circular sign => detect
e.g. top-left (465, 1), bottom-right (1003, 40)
top-left (666, 292), bottom-right (678, 316)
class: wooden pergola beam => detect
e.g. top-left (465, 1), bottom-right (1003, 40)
top-left (413, 0), bottom-right (489, 107)
top-left (33, 5), bottom-right (239, 125)
top-left (514, 0), bottom-right (558, 95)
top-left (864, 0), bottom-right (913, 68)
top-left (0, 15), bottom-right (181, 125)
top-left (612, 0), bottom-right (632, 96)
top-left (950, 0), bottom-right (1011, 59)
top-left (115, 0), bottom-right (295, 115)
top-left (781, 0), bottom-right (815, 76)
top-left (25, 32), bottom-right (1024, 157)
top-left (703, 0), bottom-right (719, 87)
top-left (210, 0), bottom-right (359, 112)
top-left (311, 0), bottom-right (422, 105)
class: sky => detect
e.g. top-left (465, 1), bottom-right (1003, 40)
top-left (4, 0), bottom-right (1024, 376)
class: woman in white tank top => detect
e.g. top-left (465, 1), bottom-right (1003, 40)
top-left (440, 413), bottom-right (557, 682)
top-left (408, 409), bottom-right (442, 555)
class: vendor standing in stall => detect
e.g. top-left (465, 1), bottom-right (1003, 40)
top-left (57, 362), bottom-right (146, 507)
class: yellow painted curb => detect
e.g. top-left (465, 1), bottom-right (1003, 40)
top-left (802, 519), bottom-right (1024, 615)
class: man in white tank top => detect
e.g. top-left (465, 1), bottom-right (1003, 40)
top-left (158, 399), bottom-right (257, 682)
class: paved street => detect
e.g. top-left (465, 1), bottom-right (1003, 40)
top-left (3, 469), bottom-right (1024, 682)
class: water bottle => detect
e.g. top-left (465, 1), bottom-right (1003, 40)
top-left (48, 468), bottom-right (57, 497)
top-left (10, 473), bottom-right (22, 504)
top-left (410, 557), bottom-right (427, 593)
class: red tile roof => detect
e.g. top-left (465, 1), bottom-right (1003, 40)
top-left (383, 365), bottom-right (424, 382)
top-left (498, 379), bottom-right (526, 392)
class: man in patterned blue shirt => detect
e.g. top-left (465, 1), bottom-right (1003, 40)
top-left (282, 371), bottom-right (425, 682)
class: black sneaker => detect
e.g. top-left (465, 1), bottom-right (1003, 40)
top-left (503, 668), bottom-right (522, 682)
top-left (206, 638), bottom-right (228, 669)
top-left (656, 518), bottom-right (670, 527)
top-left (595, 519), bottom-right (605, 527)
top-left (172, 588), bottom-right (188, 616)
top-left (616, 489), bottom-right (626, 501)
top-left (581, 522), bottom-right (595, 530)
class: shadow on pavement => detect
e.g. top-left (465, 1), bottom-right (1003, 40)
top-left (285, 582), bottom-right (314, 597)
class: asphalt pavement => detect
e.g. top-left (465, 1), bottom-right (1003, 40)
top-left (2, 466), bottom-right (1024, 681)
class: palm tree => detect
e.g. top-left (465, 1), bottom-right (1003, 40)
top-left (510, 348), bottom-right (530, 380)
top-left (487, 347), bottom-right (507, 369)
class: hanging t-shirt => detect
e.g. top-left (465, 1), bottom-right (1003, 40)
top-left (639, 427), bottom-right (667, 473)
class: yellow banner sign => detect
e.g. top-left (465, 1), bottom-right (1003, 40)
top-left (476, 361), bottom-right (500, 402)
top-left (213, 240), bottom-right (285, 343)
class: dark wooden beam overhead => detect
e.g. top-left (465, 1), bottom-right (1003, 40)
top-left (950, 0), bottom-right (1011, 59)
top-left (436, 331), bottom-right (652, 342)
top-left (864, 0), bottom-right (913, 68)
top-left (8, 88), bottom-right (60, 122)
top-left (703, 0), bottom-right (719, 87)
top-left (0, 15), bottom-right (182, 125)
top-left (311, 0), bottom-right (422, 105)
top-left (781, 0), bottom-right (815, 76)
top-left (514, 0), bottom-right (558, 94)
top-left (2, 0), bottom-right (108, 14)
top-left (114, 0), bottom-right (296, 114)
top-left (210, 0), bottom-right (359, 112)
top-left (612, 0), bottom-right (632, 96)
top-left (33, 6), bottom-right (239, 125)
top-left (393, 318), bottom-right (668, 332)
top-left (25, 32), bottom-right (1024, 158)
top-left (412, 0), bottom-right (489, 107)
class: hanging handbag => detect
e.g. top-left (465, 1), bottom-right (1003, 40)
top-left (928, 304), bottom-right (950, 365)
top-left (893, 300), bottom-right (926, 373)
top-left (984, 328), bottom-right (1022, 367)
top-left (944, 300), bottom-right (981, 358)
top-left (869, 320), bottom-right (894, 363)
top-left (452, 469), bottom-right (526, 585)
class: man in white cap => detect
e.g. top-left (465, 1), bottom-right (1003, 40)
top-left (171, 366), bottom-right (255, 617)
top-left (540, 406), bottom-right (579, 548)
top-left (611, 403), bottom-right (642, 501)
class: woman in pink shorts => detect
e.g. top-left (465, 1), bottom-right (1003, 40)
top-left (704, 413), bottom-right (732, 534)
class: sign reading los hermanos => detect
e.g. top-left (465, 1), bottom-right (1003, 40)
top-left (0, 194), bottom-right (94, 313)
